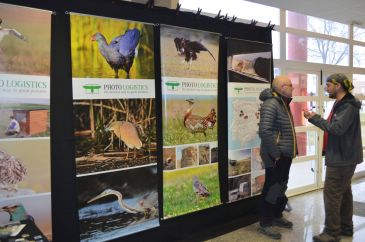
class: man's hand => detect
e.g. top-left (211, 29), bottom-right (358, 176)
top-left (303, 109), bottom-right (316, 119)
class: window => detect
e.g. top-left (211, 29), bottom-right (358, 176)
top-left (354, 26), bottom-right (365, 42)
top-left (287, 11), bottom-right (349, 38)
top-left (286, 33), bottom-right (349, 66)
top-left (353, 74), bottom-right (365, 97)
top-left (353, 45), bottom-right (365, 68)
top-left (272, 31), bottom-right (280, 59)
top-left (180, 0), bottom-right (280, 25)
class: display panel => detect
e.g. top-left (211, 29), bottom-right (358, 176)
top-left (70, 13), bottom-right (158, 241)
top-left (0, 3), bottom-right (52, 241)
top-left (160, 25), bottom-right (221, 218)
top-left (227, 38), bottom-right (272, 202)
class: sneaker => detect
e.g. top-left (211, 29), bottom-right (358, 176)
top-left (313, 232), bottom-right (340, 242)
top-left (273, 217), bottom-right (293, 229)
top-left (258, 226), bottom-right (282, 240)
top-left (341, 227), bottom-right (353, 236)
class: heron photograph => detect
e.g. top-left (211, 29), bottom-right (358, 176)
top-left (0, 3), bottom-right (51, 75)
top-left (160, 25), bottom-right (219, 79)
top-left (70, 14), bottom-right (154, 79)
top-left (163, 163), bottom-right (220, 219)
top-left (77, 165), bottom-right (158, 241)
top-left (73, 98), bottom-right (156, 175)
top-left (162, 95), bottom-right (218, 146)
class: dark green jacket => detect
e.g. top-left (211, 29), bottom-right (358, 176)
top-left (309, 93), bottom-right (363, 167)
top-left (258, 88), bottom-right (297, 168)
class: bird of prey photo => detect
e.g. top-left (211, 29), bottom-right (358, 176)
top-left (192, 176), bottom-right (210, 198)
top-left (174, 37), bottom-right (215, 64)
top-left (92, 28), bottom-right (140, 78)
top-left (0, 18), bottom-right (27, 43)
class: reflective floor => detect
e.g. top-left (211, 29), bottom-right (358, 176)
top-left (205, 178), bottom-right (365, 242)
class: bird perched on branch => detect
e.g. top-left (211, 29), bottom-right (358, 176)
top-left (183, 99), bottom-right (217, 136)
top-left (0, 149), bottom-right (27, 191)
top-left (92, 28), bottom-right (140, 78)
top-left (0, 18), bottom-right (27, 43)
top-left (104, 120), bottom-right (144, 159)
top-left (192, 176), bottom-right (210, 198)
top-left (174, 37), bottom-right (215, 65)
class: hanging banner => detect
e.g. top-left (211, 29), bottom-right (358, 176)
top-left (226, 39), bottom-right (272, 202)
top-left (70, 13), bottom-right (158, 241)
top-left (0, 3), bottom-right (52, 241)
top-left (160, 25), bottom-right (221, 219)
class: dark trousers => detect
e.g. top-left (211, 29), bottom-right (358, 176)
top-left (259, 156), bottom-right (292, 226)
top-left (323, 165), bottom-right (356, 236)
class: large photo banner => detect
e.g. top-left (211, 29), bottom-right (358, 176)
top-left (226, 39), bottom-right (272, 202)
top-left (160, 25), bottom-right (221, 218)
top-left (0, 3), bottom-right (52, 241)
top-left (70, 13), bottom-right (158, 241)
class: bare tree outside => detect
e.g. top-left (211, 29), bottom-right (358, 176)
top-left (307, 17), bottom-right (349, 65)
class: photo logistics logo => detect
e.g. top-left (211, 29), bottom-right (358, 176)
top-left (165, 81), bottom-right (180, 91)
top-left (234, 87), bottom-right (243, 94)
top-left (82, 84), bottom-right (102, 94)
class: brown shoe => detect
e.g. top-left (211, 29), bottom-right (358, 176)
top-left (313, 232), bottom-right (340, 242)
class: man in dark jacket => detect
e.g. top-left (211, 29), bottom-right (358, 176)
top-left (304, 73), bottom-right (363, 242)
top-left (258, 75), bottom-right (297, 240)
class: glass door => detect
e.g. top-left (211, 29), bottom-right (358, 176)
top-left (285, 71), bottom-right (324, 195)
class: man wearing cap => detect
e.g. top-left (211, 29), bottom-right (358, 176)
top-left (5, 116), bottom-right (20, 136)
top-left (304, 73), bottom-right (363, 242)
top-left (257, 75), bottom-right (297, 240)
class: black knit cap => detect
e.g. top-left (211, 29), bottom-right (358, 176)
top-left (326, 73), bottom-right (354, 91)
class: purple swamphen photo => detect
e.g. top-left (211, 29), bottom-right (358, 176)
top-left (92, 28), bottom-right (141, 78)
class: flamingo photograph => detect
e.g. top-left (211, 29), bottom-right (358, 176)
top-left (73, 98), bottom-right (157, 175)
top-left (70, 14), bottom-right (154, 79)
top-left (0, 4), bottom-right (51, 75)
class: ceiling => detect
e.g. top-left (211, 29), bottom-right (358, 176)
top-left (246, 0), bottom-right (365, 26)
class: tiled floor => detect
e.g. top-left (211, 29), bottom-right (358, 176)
top-left (205, 178), bottom-right (365, 242)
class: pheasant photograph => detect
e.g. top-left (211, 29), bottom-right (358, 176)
top-left (92, 29), bottom-right (140, 78)
top-left (162, 96), bottom-right (218, 146)
top-left (70, 14), bottom-right (154, 79)
top-left (183, 99), bottom-right (217, 137)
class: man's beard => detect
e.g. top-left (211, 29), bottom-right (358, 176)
top-left (328, 92), bottom-right (337, 99)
